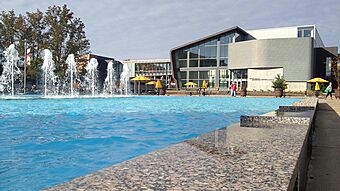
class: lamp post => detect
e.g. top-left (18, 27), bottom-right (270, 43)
top-left (23, 41), bottom-right (27, 94)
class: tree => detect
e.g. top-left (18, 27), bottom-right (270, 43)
top-left (44, 4), bottom-right (90, 79)
top-left (0, 5), bottom-right (90, 84)
top-left (0, 10), bottom-right (17, 51)
top-left (25, 10), bottom-right (48, 83)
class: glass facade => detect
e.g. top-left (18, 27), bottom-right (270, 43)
top-left (172, 30), bottom-right (241, 88)
top-left (135, 62), bottom-right (172, 76)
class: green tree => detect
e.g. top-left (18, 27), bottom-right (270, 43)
top-left (0, 5), bottom-right (90, 82)
top-left (44, 4), bottom-right (90, 79)
top-left (25, 9), bottom-right (48, 83)
top-left (0, 10), bottom-right (17, 51)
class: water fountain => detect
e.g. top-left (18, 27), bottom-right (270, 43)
top-left (103, 60), bottom-right (116, 95)
top-left (65, 54), bottom-right (78, 96)
top-left (0, 44), bottom-right (21, 96)
top-left (119, 63), bottom-right (130, 95)
top-left (84, 58), bottom-right (98, 96)
top-left (42, 49), bottom-right (57, 96)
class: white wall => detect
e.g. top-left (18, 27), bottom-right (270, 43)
top-left (246, 26), bottom-right (298, 40)
top-left (247, 68), bottom-right (307, 92)
top-left (247, 68), bottom-right (283, 91)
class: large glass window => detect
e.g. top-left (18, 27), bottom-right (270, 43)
top-left (220, 58), bottom-right (228, 66)
top-left (189, 71), bottom-right (198, 79)
top-left (189, 46), bottom-right (199, 59)
top-left (199, 71), bottom-right (209, 79)
top-left (233, 69), bottom-right (248, 79)
top-left (189, 60), bottom-right (198, 67)
top-left (208, 70), bottom-right (216, 88)
top-left (200, 46), bottom-right (217, 59)
top-left (200, 59), bottom-right (217, 67)
top-left (178, 49), bottom-right (187, 59)
top-left (181, 80), bottom-right (187, 87)
top-left (179, 60), bottom-right (187, 68)
top-left (220, 34), bottom-right (234, 45)
top-left (219, 69), bottom-right (228, 88)
top-left (220, 45), bottom-right (228, 58)
top-left (180, 71), bottom-right (187, 79)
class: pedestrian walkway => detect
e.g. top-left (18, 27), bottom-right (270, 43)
top-left (306, 99), bottom-right (340, 191)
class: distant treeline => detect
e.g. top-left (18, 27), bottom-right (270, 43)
top-left (0, 4), bottom-right (90, 81)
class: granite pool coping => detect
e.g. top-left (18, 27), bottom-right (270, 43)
top-left (46, 98), bottom-right (317, 191)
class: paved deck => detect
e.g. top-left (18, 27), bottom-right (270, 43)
top-left (306, 99), bottom-right (340, 191)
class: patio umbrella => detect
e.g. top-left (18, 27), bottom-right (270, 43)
top-left (184, 82), bottom-right (197, 86)
top-left (307, 77), bottom-right (328, 91)
top-left (146, 81), bottom-right (156, 85)
top-left (307, 78), bottom-right (328, 83)
top-left (130, 76), bottom-right (150, 94)
top-left (155, 79), bottom-right (162, 89)
top-left (314, 82), bottom-right (320, 91)
top-left (201, 80), bottom-right (208, 89)
top-left (131, 76), bottom-right (150, 81)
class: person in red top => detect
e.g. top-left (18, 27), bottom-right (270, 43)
top-left (230, 81), bottom-right (237, 97)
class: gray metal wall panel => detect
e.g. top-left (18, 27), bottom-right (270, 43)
top-left (229, 38), bottom-right (313, 81)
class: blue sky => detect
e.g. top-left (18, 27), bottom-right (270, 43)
top-left (0, 0), bottom-right (339, 60)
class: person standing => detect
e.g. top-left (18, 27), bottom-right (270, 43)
top-left (325, 82), bottom-right (333, 99)
top-left (230, 81), bottom-right (237, 97)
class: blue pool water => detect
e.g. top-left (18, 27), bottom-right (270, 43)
top-left (0, 96), bottom-right (300, 190)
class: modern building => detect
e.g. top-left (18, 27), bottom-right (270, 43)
top-left (170, 25), bottom-right (338, 91)
top-left (121, 59), bottom-right (173, 86)
top-left (78, 54), bottom-right (123, 90)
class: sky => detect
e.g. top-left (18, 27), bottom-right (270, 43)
top-left (0, 0), bottom-right (339, 60)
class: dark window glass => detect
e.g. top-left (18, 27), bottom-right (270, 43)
top-left (220, 45), bottom-right (228, 58)
top-left (220, 34), bottom-right (233, 44)
top-left (189, 71), bottom-right (199, 79)
top-left (180, 71), bottom-right (187, 79)
top-left (233, 69), bottom-right (248, 79)
top-left (304, 29), bottom-right (311, 37)
top-left (298, 30), bottom-right (302, 37)
top-left (200, 59), bottom-right (217, 67)
top-left (200, 46), bottom-right (216, 58)
top-left (189, 46), bottom-right (199, 58)
top-left (189, 60), bottom-right (198, 67)
top-left (220, 58), bottom-right (228, 66)
top-left (181, 80), bottom-right (187, 87)
top-left (179, 60), bottom-right (187, 68)
top-left (177, 49), bottom-right (187, 59)
top-left (199, 71), bottom-right (209, 79)
top-left (205, 39), bottom-right (217, 46)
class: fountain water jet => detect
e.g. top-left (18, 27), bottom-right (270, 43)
top-left (104, 60), bottom-right (116, 95)
top-left (65, 54), bottom-right (78, 96)
top-left (0, 44), bottom-right (21, 96)
top-left (85, 58), bottom-right (98, 96)
top-left (119, 63), bottom-right (130, 95)
top-left (42, 49), bottom-right (57, 96)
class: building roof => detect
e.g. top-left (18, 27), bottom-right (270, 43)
top-left (170, 26), bottom-right (249, 52)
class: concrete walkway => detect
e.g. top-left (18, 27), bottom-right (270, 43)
top-left (306, 99), bottom-right (340, 191)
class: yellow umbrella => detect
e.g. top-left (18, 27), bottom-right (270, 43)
top-left (314, 82), bottom-right (320, 91)
top-left (155, 79), bottom-right (162, 89)
top-left (307, 77), bottom-right (328, 83)
top-left (184, 82), bottom-right (197, 86)
top-left (131, 76), bottom-right (150, 81)
top-left (201, 80), bottom-right (208, 89)
top-left (146, 81), bottom-right (156, 85)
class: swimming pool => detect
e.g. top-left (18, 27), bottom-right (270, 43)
top-left (0, 96), bottom-right (300, 190)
